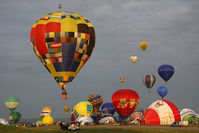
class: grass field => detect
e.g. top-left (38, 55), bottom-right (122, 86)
top-left (1, 125), bottom-right (199, 133)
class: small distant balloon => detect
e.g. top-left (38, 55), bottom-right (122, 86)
top-left (140, 41), bottom-right (148, 51)
top-left (130, 56), bottom-right (138, 63)
top-left (158, 64), bottom-right (174, 84)
top-left (157, 86), bottom-right (168, 99)
top-left (120, 78), bottom-right (125, 84)
top-left (143, 75), bottom-right (156, 93)
top-left (63, 105), bottom-right (70, 114)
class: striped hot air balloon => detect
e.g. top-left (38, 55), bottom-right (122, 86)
top-left (63, 105), bottom-right (70, 114)
top-left (143, 75), bottom-right (156, 93)
top-left (5, 97), bottom-right (20, 113)
top-left (142, 100), bottom-right (181, 125)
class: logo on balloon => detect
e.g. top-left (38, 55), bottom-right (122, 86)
top-left (117, 98), bottom-right (139, 109)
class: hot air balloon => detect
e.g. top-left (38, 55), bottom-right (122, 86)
top-left (157, 86), bottom-right (168, 99)
top-left (72, 101), bottom-right (93, 118)
top-left (143, 75), bottom-right (156, 93)
top-left (112, 89), bottom-right (139, 121)
top-left (42, 115), bottom-right (54, 125)
top-left (120, 78), bottom-right (125, 84)
top-left (42, 106), bottom-right (52, 114)
top-left (5, 97), bottom-right (20, 113)
top-left (8, 112), bottom-right (22, 123)
top-left (30, 11), bottom-right (95, 99)
top-left (158, 64), bottom-right (174, 84)
top-left (140, 41), bottom-right (148, 51)
top-left (87, 94), bottom-right (103, 114)
top-left (63, 105), bottom-right (70, 114)
top-left (142, 100), bottom-right (181, 125)
top-left (101, 103), bottom-right (115, 116)
top-left (130, 56), bottom-right (138, 63)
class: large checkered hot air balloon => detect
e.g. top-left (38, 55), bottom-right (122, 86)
top-left (30, 11), bottom-right (95, 99)
top-left (112, 89), bottom-right (139, 121)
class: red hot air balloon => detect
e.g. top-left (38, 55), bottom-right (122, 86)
top-left (112, 89), bottom-right (139, 121)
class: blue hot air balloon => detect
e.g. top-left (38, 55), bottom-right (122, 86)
top-left (101, 103), bottom-right (115, 116)
top-left (158, 64), bottom-right (174, 84)
top-left (157, 86), bottom-right (168, 99)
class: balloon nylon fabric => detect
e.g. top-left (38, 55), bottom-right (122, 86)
top-left (30, 11), bottom-right (95, 89)
top-left (112, 89), bottom-right (139, 116)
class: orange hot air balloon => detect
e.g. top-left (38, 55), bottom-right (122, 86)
top-left (140, 41), bottom-right (148, 51)
top-left (112, 89), bottom-right (139, 121)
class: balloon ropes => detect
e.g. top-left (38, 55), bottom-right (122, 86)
top-left (30, 11), bottom-right (95, 100)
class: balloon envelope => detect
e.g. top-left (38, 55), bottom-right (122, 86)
top-left (42, 115), bottom-right (54, 125)
top-left (120, 78), bottom-right (125, 84)
top-left (140, 41), bottom-right (148, 51)
top-left (130, 56), bottom-right (138, 63)
top-left (143, 75), bottom-right (156, 92)
top-left (42, 106), bottom-right (52, 114)
top-left (63, 105), bottom-right (70, 114)
top-left (72, 101), bottom-right (93, 118)
top-left (101, 103), bottom-right (115, 116)
top-left (5, 97), bottom-right (20, 112)
top-left (112, 89), bottom-right (139, 120)
top-left (30, 11), bottom-right (95, 94)
top-left (8, 112), bottom-right (21, 123)
top-left (87, 94), bottom-right (103, 113)
top-left (157, 86), bottom-right (168, 98)
top-left (142, 100), bottom-right (181, 125)
top-left (158, 64), bottom-right (174, 83)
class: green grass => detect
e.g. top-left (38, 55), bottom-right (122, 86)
top-left (1, 125), bottom-right (199, 133)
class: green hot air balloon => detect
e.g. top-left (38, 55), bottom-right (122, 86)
top-left (8, 112), bottom-right (22, 123)
top-left (5, 97), bottom-right (20, 113)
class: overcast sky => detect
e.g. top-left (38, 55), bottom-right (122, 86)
top-left (0, 0), bottom-right (199, 120)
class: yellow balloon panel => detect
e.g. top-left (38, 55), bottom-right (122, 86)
top-left (42, 116), bottom-right (54, 125)
top-left (72, 101), bottom-right (93, 118)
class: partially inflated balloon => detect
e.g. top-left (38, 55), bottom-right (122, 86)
top-left (112, 89), bottom-right (139, 120)
top-left (5, 97), bottom-right (20, 112)
top-left (30, 11), bottom-right (95, 99)
top-left (130, 56), bottom-right (138, 63)
top-left (157, 86), bottom-right (168, 98)
top-left (101, 103), bottom-right (115, 116)
top-left (158, 64), bottom-right (174, 84)
top-left (72, 101), bottom-right (93, 118)
top-left (140, 41), bottom-right (148, 51)
top-left (42, 115), bottom-right (54, 125)
top-left (143, 75), bottom-right (156, 93)
top-left (87, 94), bottom-right (103, 114)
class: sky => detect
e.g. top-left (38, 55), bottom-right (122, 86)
top-left (0, 0), bottom-right (199, 120)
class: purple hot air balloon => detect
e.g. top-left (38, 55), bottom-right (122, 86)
top-left (143, 75), bottom-right (156, 93)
